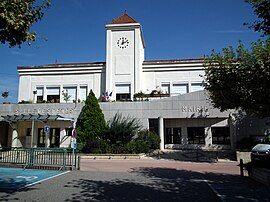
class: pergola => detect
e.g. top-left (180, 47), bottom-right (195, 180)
top-left (1, 114), bottom-right (74, 147)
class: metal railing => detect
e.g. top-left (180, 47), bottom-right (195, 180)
top-left (0, 147), bottom-right (79, 170)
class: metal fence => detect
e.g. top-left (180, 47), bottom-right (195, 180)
top-left (0, 147), bottom-right (79, 170)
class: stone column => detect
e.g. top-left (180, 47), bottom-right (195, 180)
top-left (159, 116), bottom-right (164, 150)
top-left (60, 85), bottom-right (64, 103)
top-left (77, 84), bottom-right (80, 102)
top-left (11, 129), bottom-right (18, 147)
top-left (60, 128), bottom-right (70, 147)
top-left (205, 126), bottom-right (212, 147)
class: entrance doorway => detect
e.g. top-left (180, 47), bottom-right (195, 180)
top-left (165, 128), bottom-right (182, 144)
top-left (37, 128), bottom-right (60, 148)
top-left (0, 121), bottom-right (9, 147)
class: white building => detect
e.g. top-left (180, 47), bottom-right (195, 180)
top-left (18, 13), bottom-right (205, 104)
top-left (2, 13), bottom-right (267, 150)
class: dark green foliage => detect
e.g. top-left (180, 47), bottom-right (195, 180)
top-left (245, 0), bottom-right (270, 36)
top-left (103, 113), bottom-right (142, 145)
top-left (126, 130), bottom-right (160, 154)
top-left (76, 90), bottom-right (107, 144)
top-left (137, 129), bottom-right (160, 149)
top-left (1, 91), bottom-right (9, 99)
top-left (204, 40), bottom-right (270, 117)
top-left (126, 140), bottom-right (149, 154)
top-left (236, 137), bottom-right (259, 151)
top-left (77, 111), bottom-right (159, 154)
top-left (0, 0), bottom-right (51, 47)
top-left (133, 91), bottom-right (147, 101)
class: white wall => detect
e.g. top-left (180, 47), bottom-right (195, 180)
top-left (18, 64), bottom-right (105, 102)
top-left (142, 61), bottom-right (205, 95)
top-left (105, 23), bottom-right (144, 100)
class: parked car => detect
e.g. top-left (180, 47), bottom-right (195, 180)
top-left (251, 130), bottom-right (270, 164)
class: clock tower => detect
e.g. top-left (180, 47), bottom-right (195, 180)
top-left (105, 13), bottom-right (145, 101)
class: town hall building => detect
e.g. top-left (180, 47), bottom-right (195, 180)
top-left (1, 14), bottom-right (267, 151)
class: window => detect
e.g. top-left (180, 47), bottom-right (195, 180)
top-left (47, 87), bottom-right (60, 103)
top-left (161, 83), bottom-right (170, 94)
top-left (37, 128), bottom-right (60, 148)
top-left (212, 127), bottom-right (230, 145)
top-left (65, 128), bottom-right (73, 136)
top-left (171, 83), bottom-right (188, 95)
top-left (187, 127), bottom-right (205, 144)
top-left (36, 87), bottom-right (44, 103)
top-left (165, 128), bottom-right (181, 144)
top-left (26, 128), bottom-right (32, 136)
top-left (149, 118), bottom-right (159, 135)
top-left (79, 86), bottom-right (88, 101)
top-left (190, 83), bottom-right (204, 92)
top-left (63, 86), bottom-right (77, 102)
top-left (115, 84), bottom-right (131, 101)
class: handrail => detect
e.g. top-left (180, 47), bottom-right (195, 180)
top-left (0, 147), bottom-right (78, 170)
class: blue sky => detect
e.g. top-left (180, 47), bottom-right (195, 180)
top-left (0, 0), bottom-right (262, 103)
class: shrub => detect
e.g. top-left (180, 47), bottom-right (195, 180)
top-left (137, 130), bottom-right (160, 149)
top-left (126, 140), bottom-right (150, 154)
top-left (79, 139), bottom-right (109, 154)
top-left (103, 113), bottom-right (142, 145)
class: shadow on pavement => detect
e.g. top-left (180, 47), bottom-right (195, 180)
top-left (149, 150), bottom-right (236, 162)
top-left (64, 168), bottom-right (270, 202)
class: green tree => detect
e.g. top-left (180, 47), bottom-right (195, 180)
top-left (76, 90), bottom-right (107, 143)
top-left (244, 0), bottom-right (270, 36)
top-left (203, 0), bottom-right (270, 117)
top-left (204, 40), bottom-right (270, 117)
top-left (0, 0), bottom-right (51, 47)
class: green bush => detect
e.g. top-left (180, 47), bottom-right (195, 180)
top-left (137, 130), bottom-right (160, 149)
top-left (126, 140), bottom-right (150, 154)
top-left (79, 139), bottom-right (109, 154)
top-left (103, 113), bottom-right (142, 145)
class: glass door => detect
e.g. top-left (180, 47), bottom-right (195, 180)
top-left (50, 128), bottom-right (60, 148)
top-left (37, 128), bottom-right (46, 147)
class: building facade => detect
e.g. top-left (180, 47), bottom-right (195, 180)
top-left (1, 14), bottom-right (268, 150)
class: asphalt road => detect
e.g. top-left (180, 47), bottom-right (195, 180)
top-left (0, 159), bottom-right (269, 202)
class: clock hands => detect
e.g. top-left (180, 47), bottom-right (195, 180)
top-left (121, 38), bottom-right (128, 45)
top-left (117, 38), bottom-right (129, 48)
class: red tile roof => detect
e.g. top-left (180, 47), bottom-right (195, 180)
top-left (111, 13), bottom-right (137, 24)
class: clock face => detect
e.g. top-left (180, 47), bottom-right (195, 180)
top-left (117, 37), bottom-right (129, 49)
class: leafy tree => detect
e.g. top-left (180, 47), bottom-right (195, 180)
top-left (244, 0), bottom-right (270, 36)
top-left (0, 0), bottom-right (51, 47)
top-left (204, 0), bottom-right (270, 117)
top-left (76, 90), bottom-right (107, 143)
top-left (1, 91), bottom-right (9, 99)
top-left (204, 40), bottom-right (270, 117)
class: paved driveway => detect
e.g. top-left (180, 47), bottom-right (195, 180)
top-left (0, 159), bottom-right (269, 201)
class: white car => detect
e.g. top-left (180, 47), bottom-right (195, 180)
top-left (251, 130), bottom-right (270, 163)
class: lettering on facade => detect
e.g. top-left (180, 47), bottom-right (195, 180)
top-left (14, 107), bottom-right (74, 115)
top-left (181, 106), bottom-right (208, 113)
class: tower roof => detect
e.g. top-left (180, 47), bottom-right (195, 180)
top-left (111, 13), bottom-right (137, 24)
